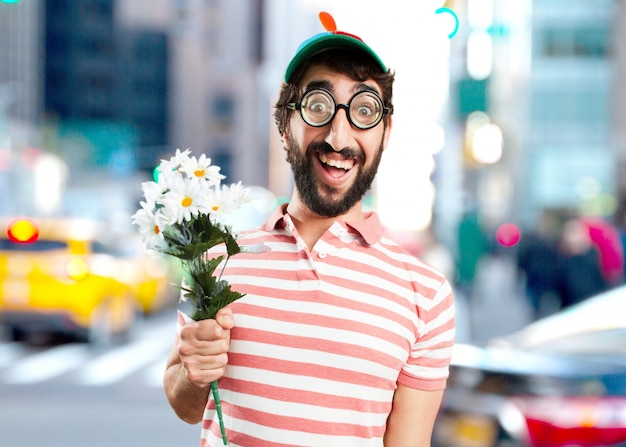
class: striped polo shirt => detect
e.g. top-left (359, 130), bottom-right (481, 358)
top-left (179, 205), bottom-right (455, 447)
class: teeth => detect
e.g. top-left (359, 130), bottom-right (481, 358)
top-left (319, 154), bottom-right (354, 170)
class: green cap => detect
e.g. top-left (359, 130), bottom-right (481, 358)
top-left (283, 12), bottom-right (387, 83)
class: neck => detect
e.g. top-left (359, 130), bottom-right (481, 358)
top-left (286, 194), bottom-right (364, 250)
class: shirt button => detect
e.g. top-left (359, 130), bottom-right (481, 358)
top-left (318, 252), bottom-right (327, 259)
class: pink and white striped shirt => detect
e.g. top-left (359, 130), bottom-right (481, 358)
top-left (178, 205), bottom-right (455, 447)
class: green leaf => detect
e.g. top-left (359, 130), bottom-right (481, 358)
top-left (223, 232), bottom-right (241, 256)
top-left (154, 212), bottom-right (247, 322)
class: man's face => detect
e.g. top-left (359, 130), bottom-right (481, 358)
top-left (284, 66), bottom-right (392, 218)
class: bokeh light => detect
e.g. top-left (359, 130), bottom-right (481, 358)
top-left (496, 222), bottom-right (520, 247)
top-left (7, 219), bottom-right (39, 243)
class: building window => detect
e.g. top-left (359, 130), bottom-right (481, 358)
top-left (80, 37), bottom-right (114, 56)
top-left (251, 0), bottom-right (265, 64)
top-left (212, 94), bottom-right (235, 131)
top-left (80, 0), bottom-right (113, 18)
top-left (536, 27), bottom-right (610, 58)
top-left (531, 87), bottom-right (609, 124)
top-left (83, 74), bottom-right (113, 91)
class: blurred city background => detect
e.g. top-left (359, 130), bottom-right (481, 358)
top-left (1, 0), bottom-right (626, 446)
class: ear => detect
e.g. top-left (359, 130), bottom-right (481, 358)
top-left (282, 130), bottom-right (291, 150)
top-left (382, 115), bottom-right (393, 150)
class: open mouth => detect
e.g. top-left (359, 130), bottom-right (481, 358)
top-left (318, 153), bottom-right (355, 172)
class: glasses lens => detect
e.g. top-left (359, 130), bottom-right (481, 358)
top-left (349, 91), bottom-right (383, 129)
top-left (301, 90), bottom-right (334, 126)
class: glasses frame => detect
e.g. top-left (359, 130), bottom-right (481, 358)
top-left (287, 88), bottom-right (389, 130)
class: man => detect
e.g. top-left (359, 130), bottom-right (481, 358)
top-left (164, 12), bottom-right (455, 447)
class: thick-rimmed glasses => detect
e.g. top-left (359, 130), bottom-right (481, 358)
top-left (287, 88), bottom-right (389, 130)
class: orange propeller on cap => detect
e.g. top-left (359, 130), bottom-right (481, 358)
top-left (319, 11), bottom-right (337, 32)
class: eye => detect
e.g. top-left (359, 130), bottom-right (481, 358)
top-left (351, 93), bottom-right (382, 124)
top-left (302, 90), bottom-right (334, 122)
top-left (308, 99), bottom-right (330, 114)
top-left (356, 104), bottom-right (374, 117)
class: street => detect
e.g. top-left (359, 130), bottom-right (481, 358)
top-left (0, 382), bottom-right (199, 447)
top-left (0, 311), bottom-right (201, 447)
top-left (464, 252), bottom-right (534, 346)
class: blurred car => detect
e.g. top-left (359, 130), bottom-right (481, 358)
top-left (112, 233), bottom-right (181, 315)
top-left (434, 284), bottom-right (626, 447)
top-left (0, 217), bottom-right (178, 344)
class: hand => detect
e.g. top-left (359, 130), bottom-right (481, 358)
top-left (177, 307), bottom-right (234, 388)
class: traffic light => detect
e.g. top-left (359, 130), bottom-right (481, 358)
top-left (1, 0), bottom-right (21, 4)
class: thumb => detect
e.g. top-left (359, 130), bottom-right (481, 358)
top-left (215, 307), bottom-right (235, 330)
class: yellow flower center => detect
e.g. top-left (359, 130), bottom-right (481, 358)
top-left (194, 169), bottom-right (205, 177)
top-left (182, 197), bottom-right (193, 207)
top-left (153, 225), bottom-right (160, 235)
top-left (212, 205), bottom-right (220, 211)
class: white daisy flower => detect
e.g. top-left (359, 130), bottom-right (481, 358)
top-left (140, 181), bottom-right (166, 208)
top-left (155, 148), bottom-right (191, 182)
top-left (160, 176), bottom-right (209, 224)
top-left (202, 187), bottom-right (232, 223)
top-left (180, 153), bottom-right (225, 187)
top-left (131, 202), bottom-right (165, 248)
top-left (157, 164), bottom-right (184, 193)
top-left (224, 181), bottom-right (251, 207)
top-left (156, 200), bottom-right (179, 227)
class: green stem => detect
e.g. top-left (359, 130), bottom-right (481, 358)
top-left (217, 251), bottom-right (231, 283)
top-left (211, 380), bottom-right (228, 445)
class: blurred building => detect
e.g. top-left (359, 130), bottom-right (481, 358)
top-left (0, 0), bottom-right (279, 219)
top-left (44, 0), bottom-right (168, 173)
top-left (167, 0), bottom-right (268, 187)
top-left (522, 0), bottom-right (614, 224)
top-left (0, 0), bottom-right (45, 217)
top-left (39, 0), bottom-right (273, 184)
top-left (453, 0), bottom-right (620, 233)
top-left (0, 0), bottom-right (42, 126)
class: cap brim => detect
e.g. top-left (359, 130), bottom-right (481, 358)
top-left (284, 32), bottom-right (386, 83)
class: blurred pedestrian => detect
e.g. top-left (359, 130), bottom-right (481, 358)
top-left (556, 219), bottom-right (608, 308)
top-left (456, 208), bottom-right (486, 301)
top-left (516, 229), bottom-right (561, 319)
top-left (581, 216), bottom-right (625, 287)
top-left (620, 206), bottom-right (626, 279)
top-left (162, 11), bottom-right (455, 446)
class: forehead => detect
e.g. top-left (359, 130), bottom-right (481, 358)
top-left (298, 64), bottom-right (383, 96)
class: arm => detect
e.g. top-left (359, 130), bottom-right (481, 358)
top-left (163, 307), bottom-right (234, 424)
top-left (384, 384), bottom-right (444, 447)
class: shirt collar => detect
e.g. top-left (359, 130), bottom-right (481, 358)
top-left (262, 203), bottom-right (383, 245)
top-left (345, 212), bottom-right (383, 245)
top-left (262, 203), bottom-right (289, 232)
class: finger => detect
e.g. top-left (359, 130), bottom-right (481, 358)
top-left (215, 307), bottom-right (235, 330)
top-left (183, 350), bottom-right (228, 372)
top-left (180, 318), bottom-right (223, 343)
top-left (185, 364), bottom-right (227, 387)
top-left (178, 322), bottom-right (230, 357)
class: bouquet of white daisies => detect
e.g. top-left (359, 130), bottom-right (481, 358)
top-left (132, 148), bottom-right (251, 445)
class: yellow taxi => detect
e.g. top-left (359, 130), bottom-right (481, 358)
top-left (0, 217), bottom-right (178, 344)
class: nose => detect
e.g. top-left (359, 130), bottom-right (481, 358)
top-left (325, 107), bottom-right (353, 151)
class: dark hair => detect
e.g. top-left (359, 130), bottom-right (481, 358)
top-left (273, 49), bottom-right (395, 136)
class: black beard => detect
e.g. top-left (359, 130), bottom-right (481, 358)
top-left (286, 137), bottom-right (384, 218)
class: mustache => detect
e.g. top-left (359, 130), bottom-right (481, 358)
top-left (307, 141), bottom-right (364, 163)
